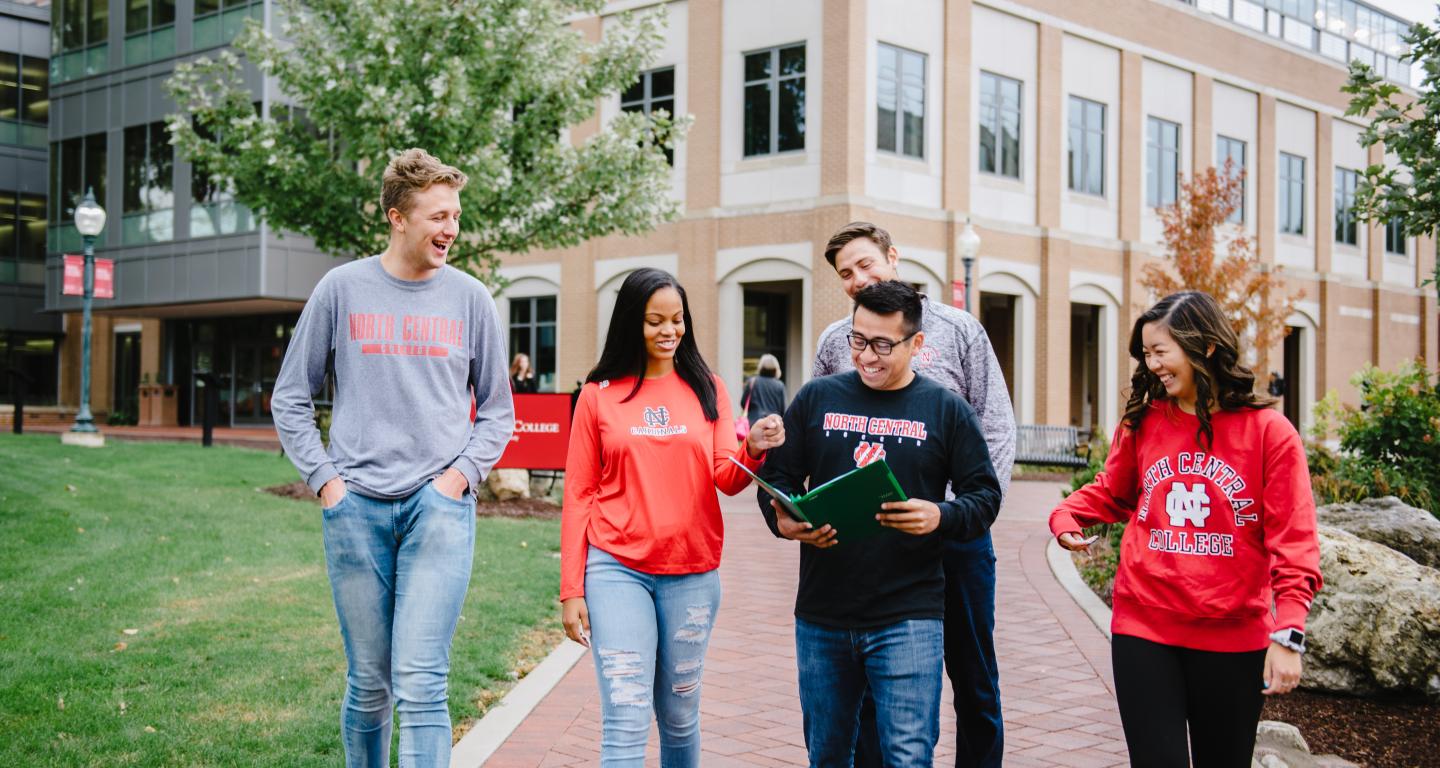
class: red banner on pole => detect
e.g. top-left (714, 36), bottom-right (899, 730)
top-left (495, 393), bottom-right (573, 471)
top-left (951, 279), bottom-right (966, 310)
top-left (62, 254), bottom-right (83, 296)
top-left (94, 258), bottom-right (114, 299)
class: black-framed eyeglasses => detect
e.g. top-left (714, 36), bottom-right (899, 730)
top-left (846, 331), bottom-right (916, 356)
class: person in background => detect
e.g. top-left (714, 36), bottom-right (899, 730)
top-left (811, 221), bottom-right (1016, 768)
top-left (1051, 290), bottom-right (1321, 767)
top-left (560, 267), bottom-right (785, 767)
top-left (741, 353), bottom-right (788, 422)
top-left (510, 352), bottom-right (538, 393)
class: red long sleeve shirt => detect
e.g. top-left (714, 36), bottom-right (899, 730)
top-left (1050, 401), bottom-right (1322, 652)
top-left (560, 372), bottom-right (762, 600)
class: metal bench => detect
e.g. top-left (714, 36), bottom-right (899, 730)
top-left (1014, 424), bottom-right (1089, 468)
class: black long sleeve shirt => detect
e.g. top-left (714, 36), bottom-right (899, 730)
top-left (757, 371), bottom-right (1002, 629)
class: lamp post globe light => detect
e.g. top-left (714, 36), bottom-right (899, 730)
top-left (958, 217), bottom-right (981, 315)
top-left (62, 187), bottom-right (107, 448)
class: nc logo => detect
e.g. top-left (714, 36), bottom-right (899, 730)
top-left (643, 407), bottom-right (670, 428)
top-left (1165, 482), bottom-right (1211, 527)
top-left (854, 440), bottom-right (887, 468)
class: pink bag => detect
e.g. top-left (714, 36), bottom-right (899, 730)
top-left (735, 382), bottom-right (754, 442)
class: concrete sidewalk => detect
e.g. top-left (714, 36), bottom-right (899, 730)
top-left (480, 480), bottom-right (1126, 767)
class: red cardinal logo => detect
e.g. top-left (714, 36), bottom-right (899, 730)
top-left (853, 440), bottom-right (886, 468)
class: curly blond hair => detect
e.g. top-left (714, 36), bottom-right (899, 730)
top-left (380, 148), bottom-right (468, 221)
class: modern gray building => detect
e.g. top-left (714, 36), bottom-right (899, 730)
top-left (0, 0), bottom-right (56, 412)
top-left (42, 0), bottom-right (337, 426)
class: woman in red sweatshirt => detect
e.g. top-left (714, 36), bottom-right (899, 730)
top-left (560, 268), bottom-right (784, 767)
top-left (1050, 290), bottom-right (1321, 767)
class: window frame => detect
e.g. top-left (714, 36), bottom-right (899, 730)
top-left (1216, 135), bottom-right (1247, 224)
top-left (508, 295), bottom-right (558, 393)
top-left (620, 65), bottom-right (677, 165)
top-left (121, 121), bottom-right (176, 245)
top-left (1145, 116), bottom-right (1182, 209)
top-left (876, 42), bottom-right (928, 160)
top-left (742, 43), bottom-right (807, 158)
top-left (1333, 166), bottom-right (1359, 246)
top-left (1385, 215), bottom-right (1408, 257)
top-left (1067, 95), bottom-right (1106, 197)
top-left (1279, 152), bottom-right (1307, 236)
top-left (978, 71), bottom-right (1023, 180)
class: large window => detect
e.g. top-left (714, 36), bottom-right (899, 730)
top-left (48, 132), bottom-right (107, 254)
top-left (509, 296), bottom-right (557, 392)
top-left (1216, 135), bottom-right (1247, 224)
top-left (0, 331), bottom-right (60, 407)
top-left (1280, 152), bottom-right (1306, 235)
top-left (122, 122), bottom-right (175, 245)
top-left (877, 43), bottom-right (926, 159)
top-left (0, 192), bottom-right (47, 285)
top-left (1067, 96), bottom-right (1105, 196)
top-left (1386, 215), bottom-right (1407, 257)
top-left (194, 0), bottom-right (263, 50)
top-left (1334, 166), bottom-right (1358, 246)
top-left (125, 0), bottom-right (177, 66)
top-left (979, 72), bottom-right (1021, 179)
top-left (1146, 117), bottom-right (1181, 208)
top-left (621, 66), bottom-right (675, 165)
top-left (52, 0), bottom-right (110, 83)
top-left (0, 54), bottom-right (48, 148)
top-left (743, 44), bottom-right (806, 157)
top-left (190, 116), bottom-right (257, 238)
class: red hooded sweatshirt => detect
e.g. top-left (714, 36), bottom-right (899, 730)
top-left (1050, 401), bottom-right (1322, 652)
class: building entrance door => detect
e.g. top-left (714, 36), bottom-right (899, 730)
top-left (1282, 326), bottom-right (1303, 429)
top-left (112, 331), bottom-right (141, 425)
top-left (742, 283), bottom-right (799, 382)
top-left (231, 340), bottom-right (285, 424)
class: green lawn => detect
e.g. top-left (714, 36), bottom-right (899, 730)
top-left (0, 434), bottom-right (561, 766)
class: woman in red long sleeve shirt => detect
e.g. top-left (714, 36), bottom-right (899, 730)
top-left (1051, 291), bottom-right (1321, 768)
top-left (560, 268), bottom-right (784, 767)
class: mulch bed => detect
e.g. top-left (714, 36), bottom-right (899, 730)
top-left (1262, 689), bottom-right (1440, 767)
top-left (262, 481), bottom-right (562, 519)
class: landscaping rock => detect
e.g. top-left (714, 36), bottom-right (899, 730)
top-left (1305, 525), bottom-right (1440, 698)
top-left (1252, 720), bottom-right (1359, 768)
top-left (1316, 497), bottom-right (1440, 568)
top-left (486, 468), bottom-right (531, 501)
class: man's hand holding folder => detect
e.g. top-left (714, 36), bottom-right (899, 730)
top-left (769, 500), bottom-right (839, 548)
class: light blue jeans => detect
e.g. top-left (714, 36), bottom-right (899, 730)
top-left (321, 481), bottom-right (476, 768)
top-left (584, 546), bottom-right (721, 768)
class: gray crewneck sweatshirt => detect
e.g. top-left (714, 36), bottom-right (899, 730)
top-left (813, 295), bottom-right (1016, 496)
top-left (271, 256), bottom-right (515, 499)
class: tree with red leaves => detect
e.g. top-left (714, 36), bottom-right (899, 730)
top-left (1142, 161), bottom-right (1303, 374)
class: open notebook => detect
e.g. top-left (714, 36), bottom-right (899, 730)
top-left (729, 456), bottom-right (909, 543)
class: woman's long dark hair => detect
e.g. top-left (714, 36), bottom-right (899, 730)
top-left (1122, 290), bottom-right (1275, 447)
top-left (587, 268), bottom-right (719, 421)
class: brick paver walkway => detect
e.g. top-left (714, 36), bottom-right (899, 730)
top-left (483, 480), bottom-right (1126, 767)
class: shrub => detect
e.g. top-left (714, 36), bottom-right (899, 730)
top-left (1310, 360), bottom-right (1440, 518)
top-left (1064, 429), bottom-right (1124, 603)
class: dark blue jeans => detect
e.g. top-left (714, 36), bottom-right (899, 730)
top-left (854, 533), bottom-right (1002, 768)
top-left (796, 617), bottom-right (944, 768)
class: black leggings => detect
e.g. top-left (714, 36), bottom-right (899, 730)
top-left (1111, 634), bottom-right (1267, 768)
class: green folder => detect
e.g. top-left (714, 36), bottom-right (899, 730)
top-left (731, 456), bottom-right (909, 543)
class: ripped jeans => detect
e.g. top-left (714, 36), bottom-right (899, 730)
top-left (583, 545), bottom-right (721, 768)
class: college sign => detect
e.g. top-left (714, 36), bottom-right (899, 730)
top-left (495, 393), bottom-right (572, 470)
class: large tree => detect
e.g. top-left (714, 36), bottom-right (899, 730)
top-left (166, 0), bottom-right (685, 283)
top-left (1141, 164), bottom-right (1302, 372)
top-left (1343, 17), bottom-right (1440, 303)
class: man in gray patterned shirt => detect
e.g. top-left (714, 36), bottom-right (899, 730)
top-left (809, 222), bottom-right (1016, 768)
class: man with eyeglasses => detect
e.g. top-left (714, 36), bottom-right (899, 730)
top-left (757, 280), bottom-right (1002, 768)
top-left (810, 221), bottom-right (1016, 768)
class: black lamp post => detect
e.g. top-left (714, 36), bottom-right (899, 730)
top-left (63, 187), bottom-right (107, 448)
